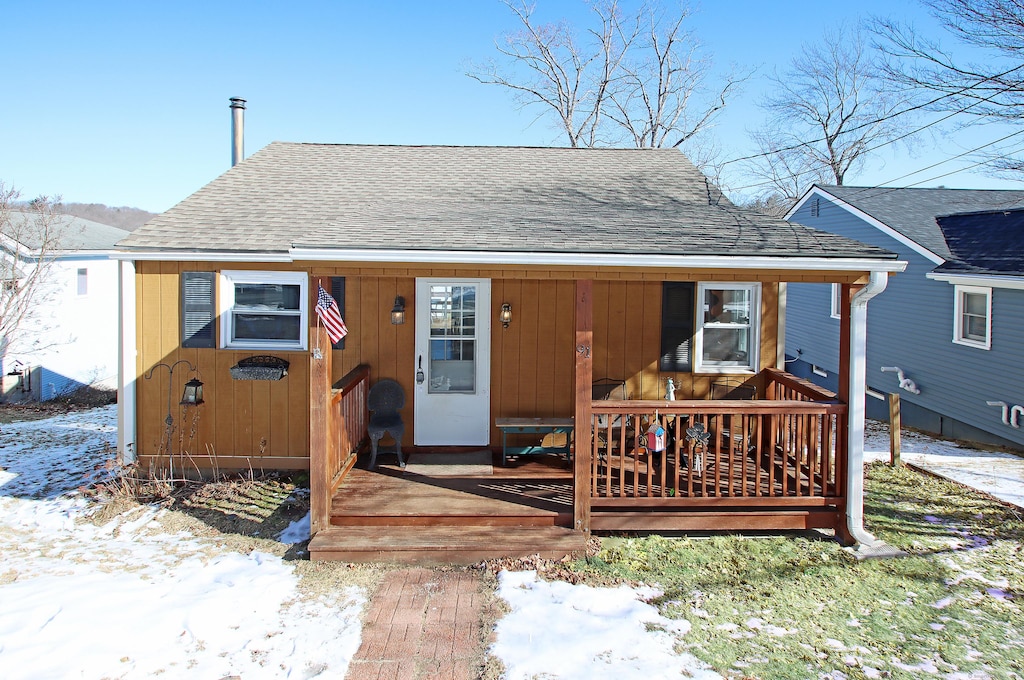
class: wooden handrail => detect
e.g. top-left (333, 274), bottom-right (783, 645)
top-left (591, 399), bottom-right (846, 415)
top-left (333, 364), bottom-right (370, 395)
top-left (763, 367), bottom-right (840, 402)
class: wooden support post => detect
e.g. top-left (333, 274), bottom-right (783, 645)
top-left (836, 283), bottom-right (855, 545)
top-left (573, 279), bottom-right (593, 535)
top-left (889, 392), bottom-right (901, 467)
top-left (309, 326), bottom-right (332, 536)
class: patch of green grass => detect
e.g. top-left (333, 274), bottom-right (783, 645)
top-left (573, 462), bottom-right (1024, 678)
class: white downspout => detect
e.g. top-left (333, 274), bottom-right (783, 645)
top-left (846, 271), bottom-right (887, 548)
top-left (117, 259), bottom-right (137, 463)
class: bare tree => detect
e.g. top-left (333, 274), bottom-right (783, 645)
top-left (745, 25), bottom-right (914, 207)
top-left (467, 0), bottom-right (745, 154)
top-left (0, 182), bottom-right (70, 361)
top-left (873, 0), bottom-right (1024, 174)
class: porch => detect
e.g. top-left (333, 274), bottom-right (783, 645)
top-left (307, 357), bottom-right (848, 562)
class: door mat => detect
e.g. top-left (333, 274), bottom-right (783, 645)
top-left (404, 451), bottom-right (493, 476)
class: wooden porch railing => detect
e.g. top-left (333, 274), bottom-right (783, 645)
top-left (763, 366), bottom-right (839, 402)
top-left (589, 396), bottom-right (846, 507)
top-left (311, 362), bottom-right (370, 534)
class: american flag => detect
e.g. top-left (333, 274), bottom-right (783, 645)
top-left (315, 284), bottom-right (348, 343)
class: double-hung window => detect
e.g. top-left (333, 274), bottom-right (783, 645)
top-left (693, 282), bottom-right (761, 373)
top-left (953, 285), bottom-right (991, 350)
top-left (219, 270), bottom-right (308, 350)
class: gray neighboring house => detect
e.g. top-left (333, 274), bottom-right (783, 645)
top-left (785, 185), bottom-right (1024, 450)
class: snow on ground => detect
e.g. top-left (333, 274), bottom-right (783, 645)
top-left (0, 406), bottom-right (363, 679)
top-left (492, 571), bottom-right (723, 680)
top-left (0, 406), bottom-right (729, 678)
top-left (864, 419), bottom-right (1024, 508)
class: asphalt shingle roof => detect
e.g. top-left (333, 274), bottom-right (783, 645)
top-left (119, 143), bottom-right (895, 260)
top-left (934, 208), bottom-right (1024, 276)
top-left (816, 185), bottom-right (1024, 260)
top-left (8, 211), bottom-right (129, 251)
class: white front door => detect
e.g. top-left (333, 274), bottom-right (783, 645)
top-left (414, 278), bottom-right (491, 446)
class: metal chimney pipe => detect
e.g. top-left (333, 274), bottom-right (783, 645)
top-left (229, 97), bottom-right (246, 166)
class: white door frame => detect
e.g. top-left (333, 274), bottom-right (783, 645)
top-left (413, 278), bottom-right (491, 446)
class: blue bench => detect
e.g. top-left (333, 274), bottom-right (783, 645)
top-left (495, 417), bottom-right (574, 466)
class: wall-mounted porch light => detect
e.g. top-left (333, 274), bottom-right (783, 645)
top-left (180, 377), bottom-right (205, 405)
top-left (391, 296), bottom-right (406, 325)
top-left (500, 302), bottom-right (512, 329)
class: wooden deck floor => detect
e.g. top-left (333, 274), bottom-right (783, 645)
top-left (308, 446), bottom-right (844, 562)
top-left (308, 452), bottom-right (586, 564)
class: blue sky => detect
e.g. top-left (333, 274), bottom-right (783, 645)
top-left (3, 0), bottom-right (1022, 213)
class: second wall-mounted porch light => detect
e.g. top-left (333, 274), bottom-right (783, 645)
top-left (500, 302), bottom-right (512, 329)
top-left (391, 296), bottom-right (406, 325)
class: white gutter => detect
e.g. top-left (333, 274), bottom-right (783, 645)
top-left (117, 260), bottom-right (137, 463)
top-left (289, 247), bottom-right (907, 273)
top-left (846, 270), bottom-right (888, 549)
top-left (111, 245), bottom-right (907, 273)
top-left (927, 271), bottom-right (1024, 291)
top-left (112, 250), bottom-right (292, 262)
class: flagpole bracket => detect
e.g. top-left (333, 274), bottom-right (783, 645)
top-left (229, 355), bottom-right (290, 381)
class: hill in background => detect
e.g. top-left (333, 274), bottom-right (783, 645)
top-left (59, 203), bottom-right (155, 231)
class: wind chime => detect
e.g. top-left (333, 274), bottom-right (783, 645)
top-left (686, 421), bottom-right (711, 476)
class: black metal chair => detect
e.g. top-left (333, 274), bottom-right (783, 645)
top-left (367, 378), bottom-right (406, 470)
top-left (709, 380), bottom-right (757, 454)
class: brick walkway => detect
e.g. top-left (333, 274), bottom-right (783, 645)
top-left (345, 568), bottom-right (490, 680)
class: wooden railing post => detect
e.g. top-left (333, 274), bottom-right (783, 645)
top-left (309, 326), bottom-right (332, 536)
top-left (574, 279), bottom-right (593, 535)
top-left (889, 393), bottom-right (901, 466)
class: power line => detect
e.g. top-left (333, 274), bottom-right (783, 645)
top-left (723, 124), bottom-right (1024, 196)
top-left (718, 63), bottom-right (1024, 169)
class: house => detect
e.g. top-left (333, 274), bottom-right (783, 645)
top-left (115, 143), bottom-right (905, 561)
top-left (785, 185), bottom-right (1024, 451)
top-left (1, 211), bottom-right (128, 401)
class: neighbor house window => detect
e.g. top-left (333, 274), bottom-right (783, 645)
top-left (953, 285), bottom-right (991, 350)
top-left (77, 268), bottom-right (88, 296)
top-left (219, 270), bottom-right (308, 350)
top-left (830, 283), bottom-right (842, 319)
top-left (693, 282), bottom-right (761, 373)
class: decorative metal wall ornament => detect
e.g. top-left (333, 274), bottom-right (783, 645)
top-left (229, 355), bottom-right (290, 381)
top-left (686, 421), bottom-right (711, 476)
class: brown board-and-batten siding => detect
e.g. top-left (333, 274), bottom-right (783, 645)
top-left (135, 259), bottom-right (847, 471)
top-left (135, 261), bottom-right (311, 471)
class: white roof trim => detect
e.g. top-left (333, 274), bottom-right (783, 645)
top-left (289, 247), bottom-right (907, 273)
top-left (787, 186), bottom-right (945, 266)
top-left (927, 271), bottom-right (1024, 290)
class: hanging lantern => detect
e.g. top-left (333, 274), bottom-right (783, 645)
top-left (180, 377), bottom-right (205, 406)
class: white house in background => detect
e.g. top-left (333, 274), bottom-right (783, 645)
top-left (1, 212), bottom-right (128, 401)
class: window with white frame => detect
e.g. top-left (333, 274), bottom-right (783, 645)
top-left (693, 282), bottom-right (761, 373)
top-left (953, 285), bottom-right (991, 350)
top-left (219, 270), bottom-right (308, 350)
top-left (830, 283), bottom-right (842, 319)
top-left (77, 268), bottom-right (88, 296)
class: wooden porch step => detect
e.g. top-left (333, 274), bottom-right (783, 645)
top-left (330, 511), bottom-right (569, 527)
top-left (308, 525), bottom-right (588, 564)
